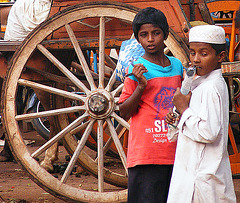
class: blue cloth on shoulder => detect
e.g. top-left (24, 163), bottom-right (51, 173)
top-left (115, 39), bottom-right (145, 83)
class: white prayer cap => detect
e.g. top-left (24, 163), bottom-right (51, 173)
top-left (189, 25), bottom-right (226, 44)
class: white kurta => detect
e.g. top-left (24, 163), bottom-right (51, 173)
top-left (167, 69), bottom-right (236, 203)
top-left (4, 0), bottom-right (51, 41)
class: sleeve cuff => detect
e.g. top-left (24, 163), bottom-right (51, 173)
top-left (177, 108), bottom-right (192, 131)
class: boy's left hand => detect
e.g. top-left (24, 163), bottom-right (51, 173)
top-left (165, 108), bottom-right (177, 125)
top-left (172, 87), bottom-right (191, 115)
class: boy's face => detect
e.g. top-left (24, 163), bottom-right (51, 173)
top-left (138, 24), bottom-right (165, 55)
top-left (189, 42), bottom-right (224, 76)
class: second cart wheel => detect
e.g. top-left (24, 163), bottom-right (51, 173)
top-left (28, 92), bottom-right (50, 140)
top-left (3, 1), bottom-right (189, 202)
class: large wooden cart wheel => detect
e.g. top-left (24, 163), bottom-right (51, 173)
top-left (3, 2), bottom-right (189, 202)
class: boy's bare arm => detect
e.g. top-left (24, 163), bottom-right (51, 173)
top-left (119, 64), bottom-right (148, 120)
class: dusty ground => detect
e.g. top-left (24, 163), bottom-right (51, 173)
top-left (0, 124), bottom-right (125, 203)
top-left (0, 161), bottom-right (66, 203)
top-left (0, 161), bottom-right (239, 203)
top-left (0, 126), bottom-right (239, 202)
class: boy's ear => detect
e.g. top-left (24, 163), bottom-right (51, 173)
top-left (218, 51), bottom-right (227, 62)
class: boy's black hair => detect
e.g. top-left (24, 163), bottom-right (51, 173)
top-left (132, 7), bottom-right (169, 41)
top-left (210, 43), bottom-right (227, 55)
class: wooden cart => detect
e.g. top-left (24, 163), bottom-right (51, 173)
top-left (205, 0), bottom-right (240, 175)
top-left (0, 0), bottom-right (214, 202)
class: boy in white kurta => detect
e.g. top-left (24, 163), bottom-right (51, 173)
top-left (166, 25), bottom-right (236, 203)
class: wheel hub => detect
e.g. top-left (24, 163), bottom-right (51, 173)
top-left (88, 94), bottom-right (108, 114)
top-left (86, 90), bottom-right (114, 119)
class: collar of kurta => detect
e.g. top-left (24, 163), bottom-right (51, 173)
top-left (191, 69), bottom-right (222, 90)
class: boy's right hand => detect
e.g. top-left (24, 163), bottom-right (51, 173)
top-left (132, 63), bottom-right (148, 89)
top-left (173, 87), bottom-right (191, 115)
top-left (165, 108), bottom-right (177, 125)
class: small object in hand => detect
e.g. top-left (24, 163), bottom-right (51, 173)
top-left (124, 57), bottom-right (136, 78)
top-left (125, 73), bottom-right (134, 77)
top-left (129, 57), bottom-right (137, 67)
top-left (125, 58), bottom-right (145, 77)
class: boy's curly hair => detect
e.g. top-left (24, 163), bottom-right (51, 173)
top-left (132, 7), bottom-right (169, 41)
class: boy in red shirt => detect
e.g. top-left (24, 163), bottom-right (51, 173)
top-left (119, 7), bottom-right (183, 202)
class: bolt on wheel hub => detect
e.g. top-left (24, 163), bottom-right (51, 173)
top-left (86, 90), bottom-right (114, 119)
top-left (88, 94), bottom-right (108, 115)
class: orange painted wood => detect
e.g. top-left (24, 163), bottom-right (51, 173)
top-left (49, 0), bottom-right (193, 41)
top-left (229, 124), bottom-right (239, 155)
top-left (207, 1), bottom-right (240, 13)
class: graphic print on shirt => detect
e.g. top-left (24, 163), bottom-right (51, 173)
top-left (144, 87), bottom-right (175, 144)
top-left (154, 87), bottom-right (175, 120)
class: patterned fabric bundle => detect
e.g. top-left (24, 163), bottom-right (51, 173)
top-left (115, 38), bottom-right (145, 82)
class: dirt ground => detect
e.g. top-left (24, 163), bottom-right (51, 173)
top-left (1, 158), bottom-right (240, 203)
top-left (0, 127), bottom-right (239, 202)
top-left (0, 138), bottom-right (74, 203)
top-left (0, 124), bottom-right (125, 203)
top-left (0, 161), bottom-right (66, 203)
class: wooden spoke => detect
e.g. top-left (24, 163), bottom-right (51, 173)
top-left (104, 53), bottom-right (116, 70)
top-left (18, 79), bottom-right (86, 102)
top-left (15, 106), bottom-right (85, 121)
top-left (106, 118), bottom-right (128, 174)
top-left (97, 120), bottom-right (104, 192)
top-left (115, 105), bottom-right (119, 111)
top-left (111, 112), bottom-right (130, 130)
top-left (69, 120), bottom-right (90, 135)
top-left (65, 24), bottom-right (97, 91)
top-left (101, 124), bottom-right (125, 158)
top-left (61, 119), bottom-right (95, 183)
top-left (31, 112), bottom-right (89, 158)
top-left (37, 44), bottom-right (90, 94)
top-left (114, 97), bottom-right (120, 104)
top-left (98, 17), bottom-right (105, 89)
top-left (111, 83), bottom-right (124, 97)
top-left (26, 66), bottom-right (75, 86)
top-left (105, 70), bottom-right (116, 92)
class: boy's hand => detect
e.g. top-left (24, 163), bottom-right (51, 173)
top-left (165, 108), bottom-right (177, 125)
top-left (132, 63), bottom-right (148, 89)
top-left (172, 87), bottom-right (191, 115)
